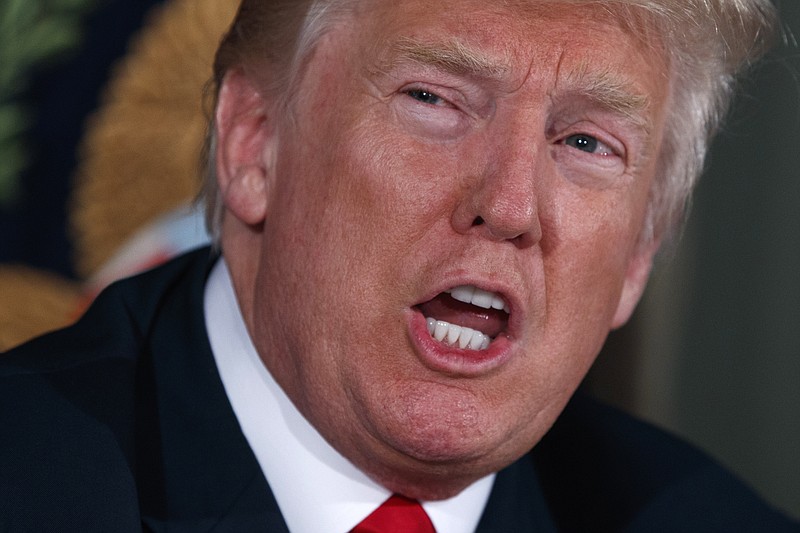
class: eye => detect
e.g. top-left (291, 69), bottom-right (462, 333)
top-left (564, 133), bottom-right (615, 156)
top-left (404, 89), bottom-right (449, 107)
top-left (395, 85), bottom-right (471, 140)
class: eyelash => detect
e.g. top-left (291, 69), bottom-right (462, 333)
top-left (562, 133), bottom-right (617, 157)
top-left (404, 88), bottom-right (449, 107)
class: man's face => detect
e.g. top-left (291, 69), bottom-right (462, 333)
top-left (224, 0), bottom-right (669, 498)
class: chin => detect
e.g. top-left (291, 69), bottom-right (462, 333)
top-left (364, 428), bottom-right (524, 501)
top-left (356, 384), bottom-right (537, 487)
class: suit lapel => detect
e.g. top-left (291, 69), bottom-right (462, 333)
top-left (476, 454), bottom-right (558, 532)
top-left (132, 250), bottom-right (289, 532)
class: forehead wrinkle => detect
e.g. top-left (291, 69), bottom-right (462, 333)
top-left (377, 36), bottom-right (511, 79)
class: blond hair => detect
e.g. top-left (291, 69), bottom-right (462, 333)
top-left (200, 0), bottom-right (778, 247)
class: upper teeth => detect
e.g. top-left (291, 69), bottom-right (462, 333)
top-left (421, 286), bottom-right (509, 352)
top-left (447, 285), bottom-right (510, 313)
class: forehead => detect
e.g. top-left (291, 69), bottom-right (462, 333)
top-left (347, 0), bottom-right (668, 101)
top-left (356, 0), bottom-right (661, 49)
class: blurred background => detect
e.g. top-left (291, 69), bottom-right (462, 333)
top-left (1, 0), bottom-right (798, 521)
top-left (589, 0), bottom-right (800, 519)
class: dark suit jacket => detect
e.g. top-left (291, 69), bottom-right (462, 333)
top-left (1, 248), bottom-right (797, 532)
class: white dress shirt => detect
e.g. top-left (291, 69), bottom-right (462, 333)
top-left (204, 258), bottom-right (494, 533)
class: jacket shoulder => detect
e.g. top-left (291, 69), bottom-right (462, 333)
top-left (1, 247), bottom-right (213, 371)
top-left (0, 247), bottom-right (214, 531)
top-left (533, 393), bottom-right (799, 532)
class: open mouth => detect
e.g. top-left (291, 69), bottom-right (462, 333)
top-left (416, 285), bottom-right (510, 351)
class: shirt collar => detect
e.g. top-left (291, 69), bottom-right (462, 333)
top-left (204, 257), bottom-right (494, 533)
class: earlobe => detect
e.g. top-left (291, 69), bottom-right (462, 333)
top-left (611, 239), bottom-right (661, 329)
top-left (215, 68), bottom-right (275, 226)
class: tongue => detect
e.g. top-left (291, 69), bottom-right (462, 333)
top-left (417, 293), bottom-right (508, 339)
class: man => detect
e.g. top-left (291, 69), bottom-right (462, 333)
top-left (1, 0), bottom-right (797, 531)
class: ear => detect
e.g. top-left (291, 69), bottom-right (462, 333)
top-left (611, 238), bottom-right (661, 329)
top-left (215, 68), bottom-right (276, 226)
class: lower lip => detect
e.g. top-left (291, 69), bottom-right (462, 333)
top-left (406, 308), bottom-right (514, 376)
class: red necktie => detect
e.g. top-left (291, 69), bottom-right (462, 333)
top-left (350, 494), bottom-right (436, 533)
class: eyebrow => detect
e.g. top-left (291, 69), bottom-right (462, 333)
top-left (378, 37), bottom-right (511, 79)
top-left (558, 64), bottom-right (654, 133)
top-left (376, 37), bottom-right (656, 134)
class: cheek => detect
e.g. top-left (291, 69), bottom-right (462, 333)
top-left (538, 186), bottom-right (648, 343)
top-left (339, 129), bottom-right (462, 232)
top-left (257, 128), bottom-right (436, 358)
top-left (544, 170), bottom-right (650, 263)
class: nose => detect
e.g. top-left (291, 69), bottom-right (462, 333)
top-left (451, 131), bottom-right (543, 249)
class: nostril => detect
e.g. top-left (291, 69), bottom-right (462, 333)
top-left (472, 216), bottom-right (485, 226)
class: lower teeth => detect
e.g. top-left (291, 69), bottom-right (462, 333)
top-left (426, 317), bottom-right (491, 351)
